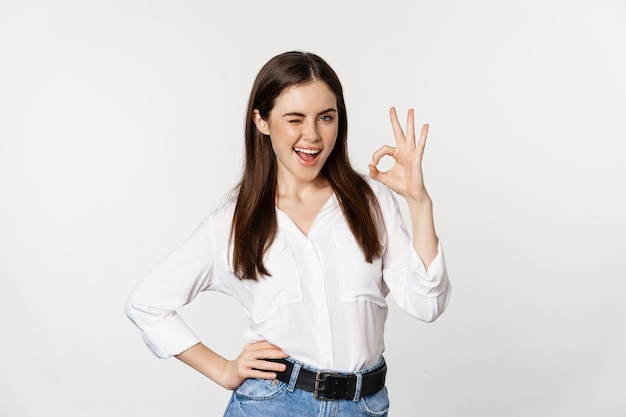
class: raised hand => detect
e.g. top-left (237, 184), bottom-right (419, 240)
top-left (369, 107), bottom-right (431, 204)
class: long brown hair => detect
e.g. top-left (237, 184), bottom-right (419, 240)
top-left (231, 51), bottom-right (382, 280)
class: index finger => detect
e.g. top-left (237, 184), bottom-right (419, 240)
top-left (389, 107), bottom-right (406, 145)
top-left (246, 341), bottom-right (284, 351)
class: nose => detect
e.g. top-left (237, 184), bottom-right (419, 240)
top-left (302, 118), bottom-right (320, 142)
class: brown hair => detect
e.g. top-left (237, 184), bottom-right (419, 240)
top-left (231, 51), bottom-right (382, 280)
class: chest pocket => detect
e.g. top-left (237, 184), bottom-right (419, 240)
top-left (331, 225), bottom-right (386, 307)
top-left (241, 233), bottom-right (303, 324)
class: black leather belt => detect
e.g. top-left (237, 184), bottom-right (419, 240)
top-left (269, 358), bottom-right (387, 401)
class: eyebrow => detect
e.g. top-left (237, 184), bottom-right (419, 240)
top-left (281, 108), bottom-right (337, 118)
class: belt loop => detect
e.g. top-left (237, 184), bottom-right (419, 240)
top-left (287, 361), bottom-right (302, 392)
top-left (353, 370), bottom-right (363, 401)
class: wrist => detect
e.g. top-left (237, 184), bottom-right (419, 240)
top-left (405, 193), bottom-right (432, 208)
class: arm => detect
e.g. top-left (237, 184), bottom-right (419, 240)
top-left (371, 178), bottom-right (450, 322)
top-left (176, 341), bottom-right (287, 390)
top-left (125, 214), bottom-right (287, 388)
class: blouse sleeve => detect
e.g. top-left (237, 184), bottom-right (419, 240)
top-left (125, 214), bottom-right (230, 358)
top-left (374, 181), bottom-right (452, 322)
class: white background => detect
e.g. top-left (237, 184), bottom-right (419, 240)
top-left (1, 0), bottom-right (625, 416)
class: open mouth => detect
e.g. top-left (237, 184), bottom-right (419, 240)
top-left (294, 147), bottom-right (321, 164)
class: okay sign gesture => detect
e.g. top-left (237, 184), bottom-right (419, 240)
top-left (369, 107), bottom-right (432, 204)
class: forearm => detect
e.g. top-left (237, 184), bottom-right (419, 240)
top-left (406, 195), bottom-right (438, 269)
top-left (175, 340), bottom-right (288, 391)
top-left (175, 343), bottom-right (230, 387)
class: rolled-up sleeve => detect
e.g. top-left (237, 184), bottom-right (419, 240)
top-left (401, 240), bottom-right (451, 321)
top-left (375, 181), bottom-right (451, 323)
top-left (406, 240), bottom-right (448, 298)
top-left (125, 219), bottom-right (221, 358)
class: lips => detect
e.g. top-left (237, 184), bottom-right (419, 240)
top-left (294, 147), bottom-right (321, 165)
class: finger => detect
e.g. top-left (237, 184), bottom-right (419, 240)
top-left (255, 349), bottom-right (289, 360)
top-left (250, 358), bottom-right (287, 372)
top-left (406, 109), bottom-right (416, 149)
top-left (246, 340), bottom-right (278, 348)
top-left (241, 349), bottom-right (288, 364)
top-left (247, 357), bottom-right (288, 380)
top-left (389, 107), bottom-right (406, 145)
top-left (371, 145), bottom-right (396, 166)
top-left (368, 163), bottom-right (380, 179)
top-left (369, 164), bottom-right (391, 186)
top-left (240, 361), bottom-right (284, 380)
top-left (245, 368), bottom-right (281, 380)
top-left (246, 342), bottom-right (288, 359)
top-left (244, 341), bottom-right (285, 353)
top-left (417, 123), bottom-right (429, 154)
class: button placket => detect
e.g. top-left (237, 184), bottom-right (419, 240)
top-left (307, 240), bottom-right (334, 364)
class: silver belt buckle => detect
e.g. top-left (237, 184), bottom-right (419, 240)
top-left (314, 371), bottom-right (338, 401)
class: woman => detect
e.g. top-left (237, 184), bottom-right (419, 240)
top-left (126, 51), bottom-right (451, 416)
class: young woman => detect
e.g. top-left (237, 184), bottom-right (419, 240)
top-left (126, 51), bottom-right (451, 416)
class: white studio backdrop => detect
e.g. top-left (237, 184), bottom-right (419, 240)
top-left (1, 0), bottom-right (625, 416)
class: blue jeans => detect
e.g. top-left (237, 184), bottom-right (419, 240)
top-left (222, 357), bottom-right (389, 417)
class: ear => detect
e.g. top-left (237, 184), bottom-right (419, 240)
top-left (252, 110), bottom-right (270, 135)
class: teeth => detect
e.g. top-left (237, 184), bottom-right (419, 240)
top-left (294, 147), bottom-right (321, 155)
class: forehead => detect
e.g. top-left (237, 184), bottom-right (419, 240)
top-left (272, 80), bottom-right (337, 112)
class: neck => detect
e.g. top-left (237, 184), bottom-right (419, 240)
top-left (276, 175), bottom-right (331, 201)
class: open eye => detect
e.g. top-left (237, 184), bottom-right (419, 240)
top-left (320, 115), bottom-right (334, 122)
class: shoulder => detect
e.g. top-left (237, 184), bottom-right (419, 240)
top-left (202, 192), bottom-right (237, 230)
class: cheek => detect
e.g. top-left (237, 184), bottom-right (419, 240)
top-left (269, 129), bottom-right (298, 156)
top-left (325, 126), bottom-right (339, 142)
top-left (270, 123), bottom-right (297, 141)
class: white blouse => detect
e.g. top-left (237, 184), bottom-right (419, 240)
top-left (126, 179), bottom-right (451, 372)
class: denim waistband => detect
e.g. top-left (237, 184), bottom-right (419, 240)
top-left (282, 356), bottom-right (386, 376)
